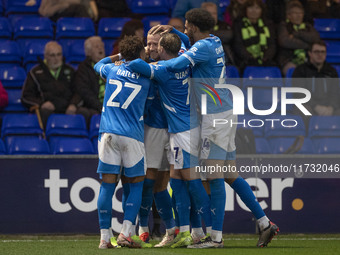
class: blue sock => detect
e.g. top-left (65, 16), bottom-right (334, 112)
top-left (189, 192), bottom-right (202, 228)
top-left (231, 176), bottom-right (265, 219)
top-left (122, 182), bottom-right (130, 213)
top-left (170, 178), bottom-right (190, 228)
top-left (124, 181), bottom-right (144, 224)
top-left (97, 182), bottom-right (116, 229)
top-left (209, 179), bottom-right (226, 231)
top-left (154, 189), bottom-right (175, 230)
top-left (171, 193), bottom-right (180, 227)
top-left (187, 179), bottom-right (212, 228)
top-left (139, 178), bottom-right (155, 227)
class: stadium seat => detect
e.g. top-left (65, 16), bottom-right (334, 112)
top-left (226, 65), bottom-right (241, 87)
top-left (1, 113), bottom-right (43, 138)
top-left (2, 90), bottom-right (27, 113)
top-left (56, 18), bottom-right (95, 40)
top-left (314, 18), bottom-right (340, 39)
top-left (255, 138), bottom-right (271, 154)
top-left (142, 16), bottom-right (170, 34)
top-left (89, 114), bottom-right (101, 140)
top-left (103, 39), bottom-right (115, 56)
top-left (129, 0), bottom-right (170, 14)
top-left (0, 17), bottom-right (12, 39)
top-left (22, 39), bottom-right (49, 69)
top-left (237, 115), bottom-right (264, 137)
top-left (92, 138), bottom-right (98, 154)
top-left (0, 139), bottom-right (6, 154)
top-left (284, 67), bottom-right (295, 87)
top-left (0, 66), bottom-right (26, 89)
top-left (313, 137), bottom-right (340, 154)
top-left (243, 66), bottom-right (283, 87)
top-left (6, 136), bottom-right (50, 155)
top-left (50, 137), bottom-right (94, 154)
top-left (326, 41), bottom-right (340, 64)
top-left (45, 114), bottom-right (88, 139)
top-left (98, 17), bottom-right (131, 39)
top-left (13, 17), bottom-right (53, 40)
top-left (333, 65), bottom-right (340, 78)
top-left (65, 40), bottom-right (85, 65)
top-left (58, 39), bottom-right (85, 60)
top-left (244, 87), bottom-right (281, 112)
top-left (219, 0), bottom-right (230, 13)
top-left (0, 40), bottom-right (21, 65)
top-left (169, 0), bottom-right (177, 10)
top-left (264, 115), bottom-right (306, 138)
top-left (268, 137), bottom-right (315, 154)
top-left (4, 0), bottom-right (40, 15)
top-left (308, 116), bottom-right (340, 138)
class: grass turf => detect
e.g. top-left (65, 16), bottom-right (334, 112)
top-left (1, 234), bottom-right (339, 255)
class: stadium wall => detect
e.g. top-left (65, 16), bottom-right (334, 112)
top-left (0, 155), bottom-right (339, 234)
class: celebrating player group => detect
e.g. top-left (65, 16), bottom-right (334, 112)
top-left (94, 8), bottom-right (279, 249)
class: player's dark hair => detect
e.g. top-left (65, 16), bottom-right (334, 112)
top-left (119, 35), bottom-right (145, 61)
top-left (185, 8), bottom-right (215, 32)
top-left (159, 33), bottom-right (181, 56)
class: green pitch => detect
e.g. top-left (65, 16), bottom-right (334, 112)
top-left (1, 234), bottom-right (339, 255)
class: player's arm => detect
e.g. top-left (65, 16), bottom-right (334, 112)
top-left (129, 59), bottom-right (152, 78)
top-left (93, 57), bottom-right (113, 79)
top-left (171, 28), bottom-right (190, 49)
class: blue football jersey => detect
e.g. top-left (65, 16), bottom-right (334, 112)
top-left (94, 58), bottom-right (153, 142)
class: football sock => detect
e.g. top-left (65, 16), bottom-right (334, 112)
top-left (154, 189), bottom-right (175, 230)
top-left (189, 192), bottom-right (202, 229)
top-left (209, 178), bottom-right (226, 231)
top-left (171, 193), bottom-right (180, 228)
top-left (97, 182), bottom-right (116, 229)
top-left (100, 228), bottom-right (110, 242)
top-left (191, 227), bottom-right (205, 239)
top-left (170, 178), bottom-right (190, 230)
top-left (121, 220), bottom-right (132, 237)
top-left (122, 182), bottom-right (130, 213)
top-left (187, 179), bottom-right (212, 228)
top-left (139, 178), bottom-right (155, 228)
top-left (124, 181), bottom-right (144, 225)
top-left (231, 176), bottom-right (265, 219)
top-left (258, 216), bottom-right (270, 231)
top-left (211, 229), bottom-right (223, 242)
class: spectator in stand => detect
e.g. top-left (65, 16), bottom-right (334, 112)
top-left (39, 0), bottom-right (99, 22)
top-left (172, 0), bottom-right (222, 21)
top-left (21, 41), bottom-right (80, 127)
top-left (277, 1), bottom-right (320, 76)
top-left (224, 0), bottom-right (246, 26)
top-left (0, 81), bottom-right (8, 130)
top-left (306, 0), bottom-right (340, 19)
top-left (74, 36), bottom-right (106, 126)
top-left (168, 18), bottom-right (185, 33)
top-left (202, 2), bottom-right (234, 64)
top-left (292, 40), bottom-right (340, 125)
top-left (112, 19), bottom-right (144, 55)
top-left (96, 0), bottom-right (129, 19)
top-left (265, 0), bottom-right (308, 24)
top-left (232, 0), bottom-right (276, 72)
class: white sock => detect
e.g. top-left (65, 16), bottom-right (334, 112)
top-left (211, 230), bottom-right (222, 242)
top-left (121, 220), bottom-right (132, 237)
top-left (100, 229), bottom-right (110, 242)
top-left (191, 227), bottom-right (205, 239)
top-left (206, 226), bottom-right (212, 235)
top-left (139, 226), bottom-right (149, 235)
top-left (131, 225), bottom-right (137, 236)
top-left (179, 225), bottom-right (190, 233)
top-left (166, 227), bottom-right (175, 236)
top-left (257, 216), bottom-right (270, 231)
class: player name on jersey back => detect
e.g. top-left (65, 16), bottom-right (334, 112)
top-left (117, 68), bottom-right (140, 80)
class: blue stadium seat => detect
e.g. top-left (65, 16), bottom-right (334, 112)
top-left (285, 67), bottom-right (295, 87)
top-left (92, 138), bottom-right (98, 154)
top-left (308, 116), bottom-right (340, 138)
top-left (314, 18), bottom-right (340, 39)
top-left (103, 39), bottom-right (115, 56)
top-left (143, 16), bottom-right (170, 34)
top-left (56, 18), bottom-right (95, 40)
top-left (46, 114), bottom-right (88, 139)
top-left (13, 17), bottom-right (53, 40)
top-left (2, 90), bottom-right (27, 113)
top-left (237, 115), bottom-right (264, 137)
top-left (0, 66), bottom-right (26, 89)
top-left (50, 137), bottom-right (94, 155)
top-left (169, 0), bottom-right (177, 10)
top-left (89, 114), bottom-right (101, 140)
top-left (226, 65), bottom-right (241, 87)
top-left (6, 136), bottom-right (50, 155)
top-left (264, 115), bottom-right (305, 138)
top-left (0, 17), bottom-right (12, 39)
top-left (268, 137), bottom-right (315, 154)
top-left (313, 138), bottom-right (340, 154)
top-left (4, 0), bottom-right (40, 15)
top-left (0, 40), bottom-right (21, 65)
top-left (326, 41), bottom-right (340, 64)
top-left (244, 87), bottom-right (281, 112)
top-left (219, 0), bottom-right (230, 13)
top-left (243, 66), bottom-right (283, 87)
top-left (23, 39), bottom-right (49, 69)
top-left (1, 113), bottom-right (43, 138)
top-left (65, 40), bottom-right (85, 65)
top-left (130, 0), bottom-right (170, 14)
top-left (58, 39), bottom-right (85, 60)
top-left (0, 139), bottom-right (6, 154)
top-left (255, 138), bottom-right (271, 154)
top-left (98, 17), bottom-right (131, 39)
top-left (333, 65), bottom-right (340, 77)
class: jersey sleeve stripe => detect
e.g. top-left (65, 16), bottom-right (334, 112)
top-left (149, 64), bottom-right (154, 79)
top-left (182, 53), bottom-right (195, 66)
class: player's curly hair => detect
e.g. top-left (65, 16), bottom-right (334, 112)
top-left (185, 8), bottom-right (215, 33)
top-left (119, 35), bottom-right (145, 61)
top-left (160, 33), bottom-right (181, 56)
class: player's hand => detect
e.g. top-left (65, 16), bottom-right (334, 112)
top-left (41, 101), bottom-right (55, 111)
top-left (66, 104), bottom-right (77, 115)
top-left (150, 25), bottom-right (173, 35)
top-left (114, 60), bottom-right (123, 66)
